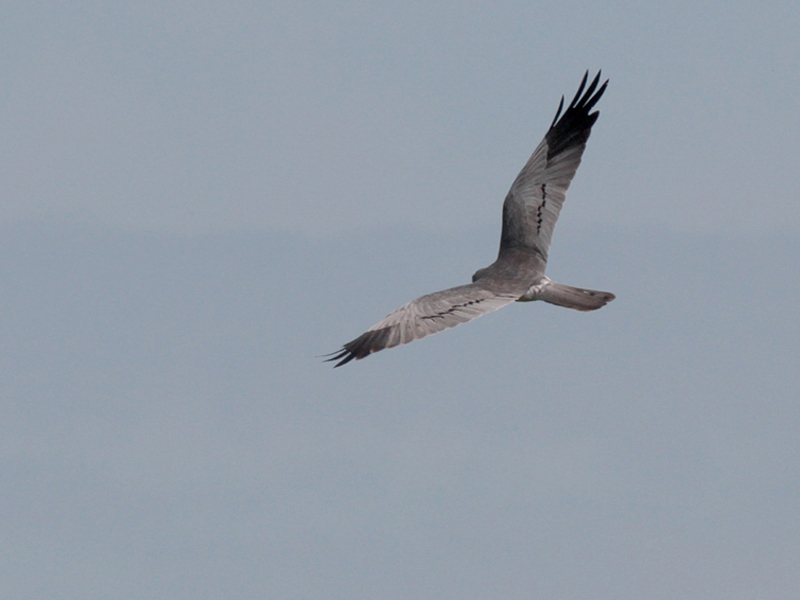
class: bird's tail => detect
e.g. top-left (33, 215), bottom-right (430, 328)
top-left (533, 280), bottom-right (615, 311)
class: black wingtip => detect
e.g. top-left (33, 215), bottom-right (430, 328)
top-left (544, 70), bottom-right (608, 160)
top-left (550, 95), bottom-right (565, 129)
top-left (569, 70), bottom-right (590, 109)
top-left (323, 327), bottom-right (392, 368)
top-left (565, 70), bottom-right (606, 114)
top-left (323, 348), bottom-right (357, 368)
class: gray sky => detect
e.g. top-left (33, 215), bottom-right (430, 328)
top-left (3, 2), bottom-right (800, 599)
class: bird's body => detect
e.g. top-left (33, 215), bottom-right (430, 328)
top-left (327, 71), bottom-right (614, 367)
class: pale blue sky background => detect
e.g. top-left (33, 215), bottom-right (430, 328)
top-left (2, 2), bottom-right (799, 599)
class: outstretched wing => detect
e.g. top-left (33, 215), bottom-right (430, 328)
top-left (326, 283), bottom-right (521, 367)
top-left (499, 71), bottom-right (608, 261)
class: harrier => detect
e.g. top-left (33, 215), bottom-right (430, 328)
top-left (327, 71), bottom-right (614, 367)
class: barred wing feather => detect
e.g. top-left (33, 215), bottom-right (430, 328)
top-left (325, 283), bottom-right (520, 367)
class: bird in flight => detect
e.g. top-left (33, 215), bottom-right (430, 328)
top-left (326, 71), bottom-right (614, 367)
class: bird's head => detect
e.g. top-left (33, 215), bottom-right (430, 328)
top-left (472, 267), bottom-right (489, 282)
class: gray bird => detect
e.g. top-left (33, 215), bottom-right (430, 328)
top-left (327, 71), bottom-right (614, 367)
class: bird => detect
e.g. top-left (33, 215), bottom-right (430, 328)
top-left (326, 71), bottom-right (614, 367)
